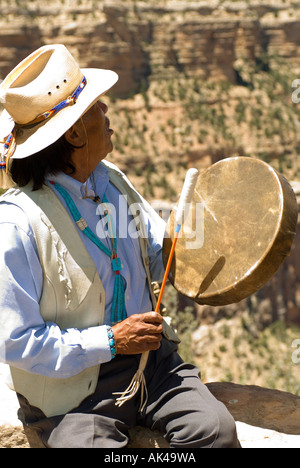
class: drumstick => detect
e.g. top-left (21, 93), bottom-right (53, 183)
top-left (114, 168), bottom-right (199, 411)
top-left (155, 167), bottom-right (199, 312)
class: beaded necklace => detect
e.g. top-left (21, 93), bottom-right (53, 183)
top-left (50, 181), bottom-right (127, 324)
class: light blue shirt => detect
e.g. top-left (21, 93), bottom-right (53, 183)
top-left (0, 163), bottom-right (165, 378)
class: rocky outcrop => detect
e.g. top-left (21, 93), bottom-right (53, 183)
top-left (0, 425), bottom-right (29, 448)
top-left (0, 1), bottom-right (300, 96)
top-left (207, 382), bottom-right (300, 435)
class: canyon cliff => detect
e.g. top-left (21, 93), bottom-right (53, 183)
top-left (0, 1), bottom-right (300, 96)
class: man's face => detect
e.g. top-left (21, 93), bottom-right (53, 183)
top-left (65, 99), bottom-right (115, 182)
top-left (81, 100), bottom-right (114, 161)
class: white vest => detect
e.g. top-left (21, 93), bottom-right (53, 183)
top-left (1, 161), bottom-right (170, 417)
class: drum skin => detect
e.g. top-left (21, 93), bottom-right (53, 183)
top-left (162, 157), bottom-right (298, 306)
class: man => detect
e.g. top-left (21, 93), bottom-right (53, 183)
top-left (0, 44), bottom-right (240, 448)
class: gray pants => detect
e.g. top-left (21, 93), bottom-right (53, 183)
top-left (18, 339), bottom-right (241, 448)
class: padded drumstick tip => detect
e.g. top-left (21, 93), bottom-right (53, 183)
top-left (175, 168), bottom-right (199, 226)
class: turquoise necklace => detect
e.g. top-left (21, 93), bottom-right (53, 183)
top-left (50, 181), bottom-right (127, 324)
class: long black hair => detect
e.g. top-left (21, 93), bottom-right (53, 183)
top-left (10, 135), bottom-right (76, 191)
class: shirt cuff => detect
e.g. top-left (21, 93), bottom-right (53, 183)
top-left (80, 325), bottom-right (112, 364)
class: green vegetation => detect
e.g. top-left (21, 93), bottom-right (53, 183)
top-left (107, 52), bottom-right (300, 200)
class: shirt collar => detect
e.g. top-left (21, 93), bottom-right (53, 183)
top-left (46, 162), bottom-right (110, 201)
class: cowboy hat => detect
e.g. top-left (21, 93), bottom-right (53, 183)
top-left (0, 44), bottom-right (118, 160)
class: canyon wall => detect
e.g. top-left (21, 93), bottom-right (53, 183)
top-left (0, 1), bottom-right (300, 96)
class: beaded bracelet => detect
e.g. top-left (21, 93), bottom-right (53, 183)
top-left (106, 326), bottom-right (117, 359)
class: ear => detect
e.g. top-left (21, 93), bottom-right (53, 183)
top-left (64, 121), bottom-right (86, 148)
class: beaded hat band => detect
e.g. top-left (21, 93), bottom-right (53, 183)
top-left (16, 76), bottom-right (87, 130)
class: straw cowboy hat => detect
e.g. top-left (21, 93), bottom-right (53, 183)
top-left (0, 44), bottom-right (118, 161)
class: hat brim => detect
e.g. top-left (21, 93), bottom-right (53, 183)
top-left (0, 67), bottom-right (118, 159)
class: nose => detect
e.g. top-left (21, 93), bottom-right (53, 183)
top-left (98, 101), bottom-right (108, 114)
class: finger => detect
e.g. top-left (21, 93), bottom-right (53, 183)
top-left (142, 311), bottom-right (163, 324)
top-left (139, 332), bottom-right (162, 342)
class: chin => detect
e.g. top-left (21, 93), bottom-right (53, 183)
top-left (107, 141), bottom-right (114, 153)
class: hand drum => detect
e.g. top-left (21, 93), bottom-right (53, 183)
top-left (162, 157), bottom-right (298, 306)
